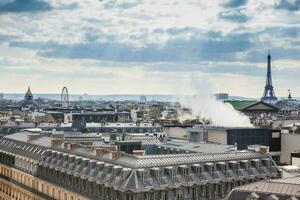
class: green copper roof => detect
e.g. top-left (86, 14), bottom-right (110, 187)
top-left (225, 100), bottom-right (257, 110)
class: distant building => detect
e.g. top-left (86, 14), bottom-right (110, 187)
top-left (72, 112), bottom-right (118, 123)
top-left (161, 108), bottom-right (178, 120)
top-left (242, 101), bottom-right (279, 115)
top-left (205, 127), bottom-right (281, 151)
top-left (131, 109), bottom-right (144, 122)
top-left (0, 122), bottom-right (163, 136)
top-left (18, 86), bottom-right (38, 109)
top-left (214, 93), bottom-right (229, 100)
top-left (140, 95), bottom-right (147, 104)
top-left (25, 86), bottom-right (33, 101)
top-left (225, 100), bottom-right (257, 111)
top-left (187, 125), bottom-right (208, 142)
top-left (227, 100), bottom-right (279, 115)
top-left (276, 90), bottom-right (299, 116)
top-left (115, 140), bottom-right (142, 154)
top-left (45, 111), bottom-right (65, 123)
top-left (205, 126), bottom-right (281, 163)
top-left (227, 101), bottom-right (280, 127)
top-left (0, 93), bottom-right (3, 100)
top-left (281, 131), bottom-right (300, 164)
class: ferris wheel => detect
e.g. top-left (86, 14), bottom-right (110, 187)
top-left (61, 86), bottom-right (69, 108)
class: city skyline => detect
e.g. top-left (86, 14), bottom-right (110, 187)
top-left (0, 0), bottom-right (300, 97)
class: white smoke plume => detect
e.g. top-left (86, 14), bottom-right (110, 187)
top-left (175, 75), bottom-right (252, 127)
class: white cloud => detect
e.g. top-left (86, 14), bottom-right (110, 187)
top-left (0, 0), bottom-right (299, 96)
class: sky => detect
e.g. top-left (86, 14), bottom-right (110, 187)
top-left (0, 0), bottom-right (299, 97)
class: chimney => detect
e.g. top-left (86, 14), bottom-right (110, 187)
top-left (132, 150), bottom-right (145, 156)
top-left (64, 142), bottom-right (77, 150)
top-left (260, 146), bottom-right (270, 154)
top-left (93, 148), bottom-right (106, 156)
top-left (93, 145), bottom-right (118, 156)
top-left (27, 134), bottom-right (43, 142)
top-left (81, 141), bottom-right (93, 146)
top-left (108, 150), bottom-right (119, 160)
top-left (51, 132), bottom-right (64, 139)
top-left (51, 139), bottom-right (63, 147)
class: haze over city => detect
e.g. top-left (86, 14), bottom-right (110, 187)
top-left (0, 0), bottom-right (300, 97)
top-left (1, 1), bottom-right (300, 200)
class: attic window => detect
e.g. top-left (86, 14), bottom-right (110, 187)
top-left (246, 192), bottom-right (260, 200)
top-left (269, 194), bottom-right (279, 200)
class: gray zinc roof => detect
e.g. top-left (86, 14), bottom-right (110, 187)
top-left (112, 151), bottom-right (269, 168)
top-left (232, 176), bottom-right (300, 197)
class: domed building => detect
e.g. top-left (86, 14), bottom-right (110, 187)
top-left (24, 86), bottom-right (33, 101)
top-left (18, 87), bottom-right (38, 109)
top-left (276, 90), bottom-right (300, 116)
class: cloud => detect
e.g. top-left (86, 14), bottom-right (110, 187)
top-left (0, 0), bottom-right (52, 13)
top-left (275, 0), bottom-right (300, 11)
top-left (0, 34), bottom-right (15, 43)
top-left (219, 8), bottom-right (251, 23)
top-left (141, 61), bottom-right (266, 77)
top-left (245, 47), bottom-right (300, 62)
top-left (9, 31), bottom-right (254, 62)
top-left (222, 0), bottom-right (248, 8)
top-left (0, 0), bottom-right (299, 96)
top-left (265, 26), bottom-right (300, 38)
top-left (103, 0), bottom-right (138, 9)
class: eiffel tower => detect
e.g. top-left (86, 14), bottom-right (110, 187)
top-left (261, 52), bottom-right (277, 102)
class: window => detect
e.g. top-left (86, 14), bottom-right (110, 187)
top-left (126, 194), bottom-right (134, 200)
top-left (272, 132), bottom-right (280, 138)
top-left (64, 193), bottom-right (68, 200)
top-left (176, 189), bottom-right (183, 200)
top-left (157, 170), bottom-right (163, 183)
top-left (192, 187), bottom-right (197, 200)
top-left (246, 196), bottom-right (260, 200)
top-left (160, 191), bottom-right (168, 200)
top-left (146, 193), bottom-right (155, 200)
top-left (182, 168), bottom-right (188, 177)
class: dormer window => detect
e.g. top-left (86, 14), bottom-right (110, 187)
top-left (204, 163), bottom-right (214, 175)
top-left (165, 166), bottom-right (176, 181)
top-left (217, 162), bottom-right (226, 173)
top-left (269, 194), bottom-right (279, 200)
top-left (121, 168), bottom-right (132, 180)
top-left (229, 161), bottom-right (238, 172)
top-left (241, 160), bottom-right (249, 170)
top-left (179, 165), bottom-right (189, 178)
top-left (246, 192), bottom-right (260, 200)
top-left (262, 159), bottom-right (271, 168)
top-left (251, 159), bottom-right (260, 169)
top-left (151, 167), bottom-right (163, 183)
top-left (137, 169), bottom-right (148, 183)
top-left (192, 164), bottom-right (202, 176)
top-left (105, 164), bottom-right (112, 174)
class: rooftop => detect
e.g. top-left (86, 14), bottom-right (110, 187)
top-left (159, 139), bottom-right (236, 153)
top-left (225, 100), bottom-right (257, 110)
top-left (0, 130), bottom-right (281, 194)
top-left (231, 176), bottom-right (300, 197)
top-left (114, 151), bottom-right (268, 168)
top-left (1, 131), bottom-right (271, 169)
